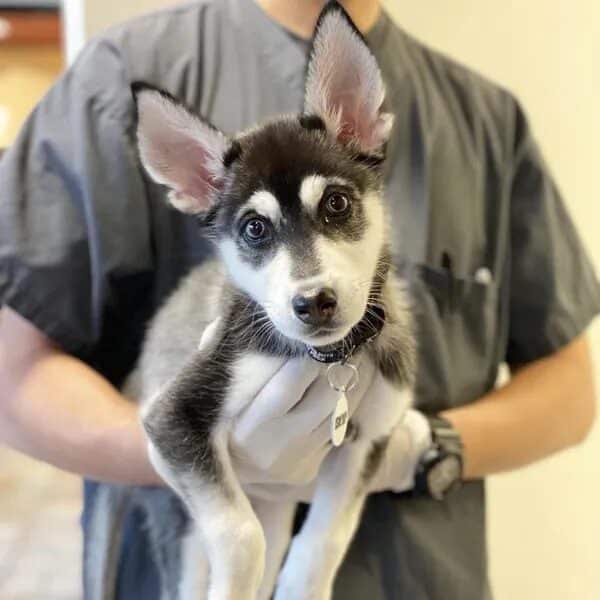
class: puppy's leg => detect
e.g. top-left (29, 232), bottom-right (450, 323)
top-left (275, 377), bottom-right (408, 600)
top-left (252, 499), bottom-right (296, 600)
top-left (274, 440), bottom-right (379, 600)
top-left (178, 525), bottom-right (209, 600)
top-left (147, 430), bottom-right (265, 600)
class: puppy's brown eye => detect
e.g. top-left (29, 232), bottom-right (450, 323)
top-left (243, 218), bottom-right (270, 244)
top-left (325, 192), bottom-right (350, 217)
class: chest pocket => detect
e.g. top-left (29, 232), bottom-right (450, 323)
top-left (407, 263), bottom-right (501, 411)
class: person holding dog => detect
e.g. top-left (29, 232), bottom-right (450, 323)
top-left (0, 1), bottom-right (598, 599)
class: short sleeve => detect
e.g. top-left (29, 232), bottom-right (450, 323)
top-left (506, 100), bottom-right (600, 365)
top-left (0, 38), bottom-right (152, 357)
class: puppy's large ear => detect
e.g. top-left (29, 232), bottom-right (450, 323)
top-left (133, 84), bottom-right (229, 214)
top-left (304, 2), bottom-right (393, 154)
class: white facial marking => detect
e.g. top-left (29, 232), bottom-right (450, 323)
top-left (299, 175), bottom-right (327, 215)
top-left (219, 241), bottom-right (293, 315)
top-left (241, 190), bottom-right (282, 225)
top-left (299, 175), bottom-right (353, 216)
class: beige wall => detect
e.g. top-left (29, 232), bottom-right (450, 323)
top-left (381, 3), bottom-right (599, 599)
top-left (68, 1), bottom-right (600, 598)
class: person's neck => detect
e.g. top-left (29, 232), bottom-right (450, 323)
top-left (254, 0), bottom-right (381, 39)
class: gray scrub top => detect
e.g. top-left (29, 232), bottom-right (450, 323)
top-left (1, 1), bottom-right (599, 598)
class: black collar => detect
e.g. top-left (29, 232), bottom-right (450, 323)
top-left (305, 304), bottom-right (386, 364)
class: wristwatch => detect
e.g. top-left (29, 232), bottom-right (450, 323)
top-left (414, 415), bottom-right (463, 501)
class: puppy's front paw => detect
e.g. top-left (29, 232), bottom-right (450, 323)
top-left (274, 579), bottom-right (331, 600)
top-left (273, 540), bottom-right (333, 600)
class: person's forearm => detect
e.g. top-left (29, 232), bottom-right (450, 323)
top-left (442, 335), bottom-right (596, 479)
top-left (0, 325), bottom-right (160, 485)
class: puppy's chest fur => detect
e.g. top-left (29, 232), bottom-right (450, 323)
top-left (134, 258), bottom-right (413, 486)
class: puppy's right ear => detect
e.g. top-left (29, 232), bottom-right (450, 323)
top-left (132, 84), bottom-right (229, 214)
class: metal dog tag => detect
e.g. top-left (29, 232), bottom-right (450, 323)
top-left (331, 392), bottom-right (349, 447)
top-left (327, 362), bottom-right (359, 447)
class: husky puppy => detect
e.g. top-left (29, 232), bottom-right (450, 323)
top-left (88, 4), bottom-right (415, 600)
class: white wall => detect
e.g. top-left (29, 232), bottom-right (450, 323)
top-left (61, 0), bottom-right (176, 63)
top-left (64, 2), bottom-right (600, 599)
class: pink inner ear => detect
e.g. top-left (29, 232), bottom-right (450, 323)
top-left (305, 11), bottom-right (393, 153)
top-left (136, 91), bottom-right (228, 213)
top-left (143, 134), bottom-right (222, 200)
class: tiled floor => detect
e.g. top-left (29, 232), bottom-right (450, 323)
top-left (0, 447), bottom-right (82, 599)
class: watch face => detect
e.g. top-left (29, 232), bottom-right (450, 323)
top-left (428, 456), bottom-right (462, 500)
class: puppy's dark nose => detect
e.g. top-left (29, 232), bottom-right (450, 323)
top-left (292, 288), bottom-right (338, 326)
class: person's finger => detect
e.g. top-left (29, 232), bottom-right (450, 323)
top-left (286, 374), bottom-right (340, 430)
top-left (234, 357), bottom-right (321, 437)
top-left (233, 353), bottom-right (377, 459)
top-left (304, 354), bottom-right (376, 426)
top-left (287, 352), bottom-right (377, 423)
top-left (229, 354), bottom-right (289, 419)
top-left (267, 354), bottom-right (377, 448)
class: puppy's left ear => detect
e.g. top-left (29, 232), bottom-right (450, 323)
top-left (304, 2), bottom-right (393, 154)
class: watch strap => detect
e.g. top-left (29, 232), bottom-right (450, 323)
top-left (428, 415), bottom-right (463, 456)
top-left (413, 414), bottom-right (464, 500)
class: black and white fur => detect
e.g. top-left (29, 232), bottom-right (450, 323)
top-left (87, 4), bottom-right (415, 600)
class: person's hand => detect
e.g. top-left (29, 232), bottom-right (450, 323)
top-left (230, 355), bottom-right (378, 488)
top-left (197, 319), bottom-right (429, 500)
top-left (231, 363), bottom-right (431, 501)
top-left (197, 319), bottom-right (377, 498)
top-left (368, 406), bottom-right (432, 494)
